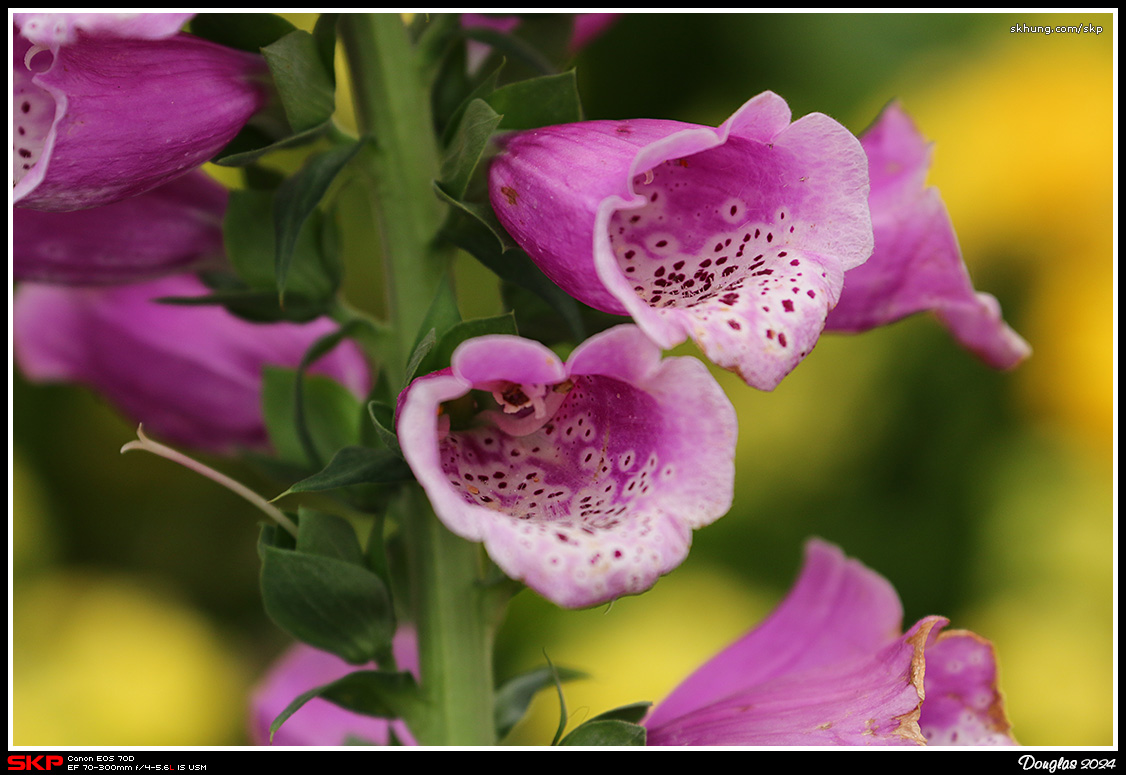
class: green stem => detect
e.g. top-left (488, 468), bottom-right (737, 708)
top-left (339, 13), bottom-right (497, 746)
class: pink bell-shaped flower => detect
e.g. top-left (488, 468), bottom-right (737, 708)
top-left (825, 102), bottom-right (1031, 369)
top-left (489, 91), bottom-right (873, 390)
top-left (13, 14), bottom-right (268, 211)
top-left (13, 274), bottom-right (371, 455)
top-left (645, 539), bottom-right (1017, 746)
top-left (397, 325), bottom-right (736, 608)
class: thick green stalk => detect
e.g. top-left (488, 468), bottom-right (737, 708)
top-left (338, 13), bottom-right (496, 745)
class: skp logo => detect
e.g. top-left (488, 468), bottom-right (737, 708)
top-left (8, 757), bottom-right (64, 771)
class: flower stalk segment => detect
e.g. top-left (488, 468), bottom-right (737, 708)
top-left (338, 13), bottom-right (495, 746)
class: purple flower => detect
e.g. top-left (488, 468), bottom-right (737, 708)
top-left (397, 325), bottom-right (736, 608)
top-left (12, 274), bottom-right (371, 454)
top-left (13, 15), bottom-right (268, 212)
top-left (825, 103), bottom-right (1031, 369)
top-left (250, 629), bottom-right (418, 746)
top-left (488, 91), bottom-right (874, 390)
top-left (13, 171), bottom-right (227, 285)
top-left (644, 540), bottom-right (1017, 746)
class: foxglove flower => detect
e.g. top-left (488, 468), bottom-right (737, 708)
top-left (250, 630), bottom-right (418, 746)
top-left (644, 540), bottom-right (1017, 746)
top-left (397, 325), bottom-right (736, 608)
top-left (825, 103), bottom-right (1031, 369)
top-left (12, 274), bottom-right (370, 454)
top-left (489, 91), bottom-right (873, 390)
top-left (14, 171), bottom-right (227, 285)
top-left (13, 15), bottom-right (268, 211)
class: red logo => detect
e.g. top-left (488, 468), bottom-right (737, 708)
top-left (7, 757), bottom-right (64, 771)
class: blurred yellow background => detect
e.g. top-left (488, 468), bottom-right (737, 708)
top-left (11, 13), bottom-right (1114, 747)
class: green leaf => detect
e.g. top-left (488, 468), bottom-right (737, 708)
top-left (153, 288), bottom-right (330, 324)
top-left (295, 508), bottom-right (365, 566)
top-left (494, 666), bottom-right (587, 740)
top-left (270, 669), bottom-right (421, 742)
top-left (312, 13), bottom-right (340, 76)
top-left (278, 446), bottom-right (413, 498)
top-left (435, 182), bottom-right (516, 252)
top-left (259, 541), bottom-right (394, 664)
top-left (485, 70), bottom-right (582, 130)
top-left (587, 701), bottom-right (652, 725)
top-left (559, 719), bottom-right (646, 746)
top-left (214, 122), bottom-right (331, 167)
top-left (274, 141), bottom-right (363, 301)
top-left (367, 401), bottom-right (401, 458)
top-left (262, 367), bottom-right (363, 467)
top-left (189, 13), bottom-right (296, 52)
top-left (262, 30), bottom-right (337, 134)
top-left (223, 190), bottom-right (337, 306)
top-left (402, 328), bottom-right (437, 394)
top-left (439, 63), bottom-right (504, 148)
top-left (411, 273), bottom-right (462, 357)
top-left (440, 99), bottom-right (503, 200)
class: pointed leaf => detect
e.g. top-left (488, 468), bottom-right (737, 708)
top-left (559, 719), bottom-right (646, 746)
top-left (259, 543), bottom-right (393, 664)
top-left (495, 666), bottom-right (587, 740)
top-left (485, 70), bottom-right (582, 130)
top-left (262, 30), bottom-right (336, 134)
top-left (295, 508), bottom-right (365, 566)
top-left (274, 141), bottom-right (363, 300)
top-left (270, 669), bottom-right (421, 742)
top-left (440, 99), bottom-right (503, 200)
top-left (279, 446), bottom-right (413, 498)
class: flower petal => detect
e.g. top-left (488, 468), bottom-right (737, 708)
top-left (646, 539), bottom-right (903, 731)
top-left (919, 629), bottom-right (1018, 745)
top-left (13, 28), bottom-right (267, 211)
top-left (398, 325), bottom-right (736, 608)
top-left (14, 13), bottom-right (194, 47)
top-left (12, 275), bottom-right (370, 454)
top-left (825, 102), bottom-right (1031, 369)
top-left (490, 92), bottom-right (873, 390)
top-left (13, 171), bottom-right (227, 285)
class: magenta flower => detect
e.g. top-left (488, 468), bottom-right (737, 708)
top-left (397, 325), bottom-right (736, 608)
top-left (13, 171), bottom-right (227, 285)
top-left (13, 274), bottom-right (371, 454)
top-left (824, 103), bottom-right (1031, 369)
top-left (13, 15), bottom-right (268, 211)
top-left (489, 91), bottom-right (873, 390)
top-left (250, 629), bottom-right (418, 746)
top-left (644, 540), bottom-right (1017, 746)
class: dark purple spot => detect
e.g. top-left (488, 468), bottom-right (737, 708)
top-left (655, 239), bottom-right (668, 248)
top-left (778, 333), bottom-right (788, 347)
top-left (728, 320), bottom-right (741, 330)
top-left (782, 300), bottom-right (795, 312)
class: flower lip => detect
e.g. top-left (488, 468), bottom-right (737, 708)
top-left (398, 325), bottom-right (736, 608)
top-left (644, 539), bottom-right (1017, 746)
top-left (490, 91), bottom-right (874, 391)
